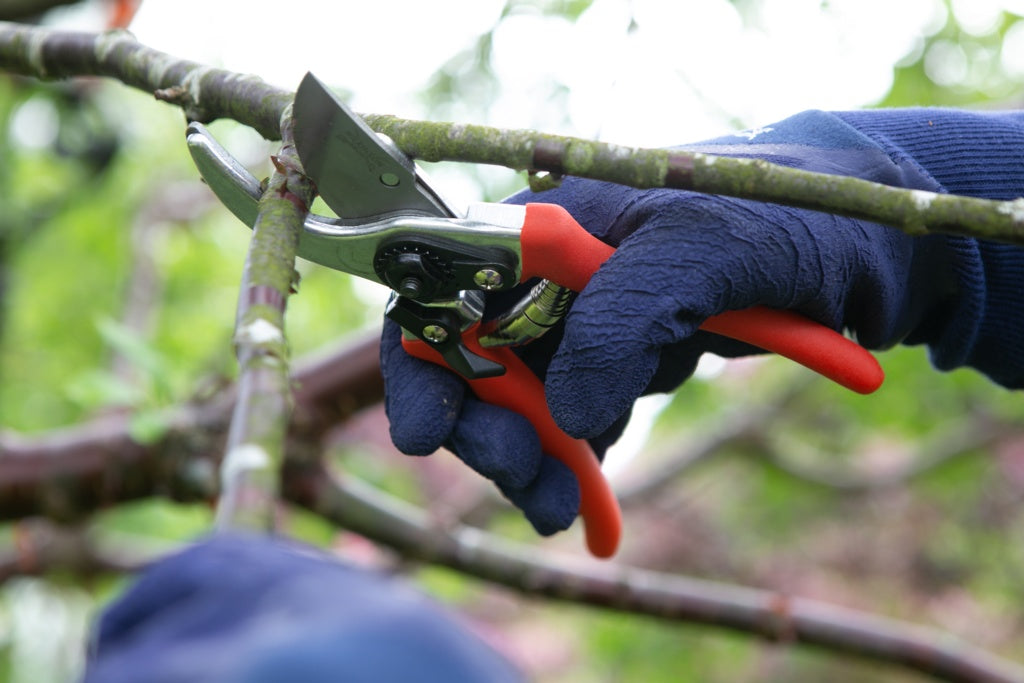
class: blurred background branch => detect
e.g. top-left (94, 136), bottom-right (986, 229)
top-left (0, 520), bottom-right (158, 582)
top-left (0, 332), bottom-right (383, 522)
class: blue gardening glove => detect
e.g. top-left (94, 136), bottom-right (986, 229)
top-left (382, 108), bottom-right (1024, 536)
top-left (84, 534), bottom-right (523, 683)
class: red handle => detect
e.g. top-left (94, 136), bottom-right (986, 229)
top-left (403, 329), bottom-right (622, 558)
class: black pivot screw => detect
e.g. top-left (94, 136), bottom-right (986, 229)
top-left (375, 246), bottom-right (450, 302)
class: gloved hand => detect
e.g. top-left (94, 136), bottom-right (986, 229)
top-left (382, 110), bottom-right (968, 536)
top-left (84, 534), bottom-right (523, 683)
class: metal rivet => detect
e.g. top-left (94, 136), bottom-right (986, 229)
top-left (380, 172), bottom-right (400, 187)
top-left (422, 325), bottom-right (449, 344)
top-left (473, 268), bottom-right (503, 290)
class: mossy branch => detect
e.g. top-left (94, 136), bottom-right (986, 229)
top-left (214, 110), bottom-right (313, 533)
top-left (0, 22), bottom-right (1021, 244)
top-left (362, 114), bottom-right (1024, 243)
top-left (0, 21), bottom-right (291, 138)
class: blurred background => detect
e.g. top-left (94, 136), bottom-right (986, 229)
top-left (0, 0), bottom-right (1023, 680)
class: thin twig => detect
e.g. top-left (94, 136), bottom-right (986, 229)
top-left (112, 182), bottom-right (214, 383)
top-left (215, 111), bottom-right (313, 532)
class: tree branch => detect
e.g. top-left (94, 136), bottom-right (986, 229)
top-left (615, 380), bottom-right (810, 504)
top-left (0, 21), bottom-right (291, 138)
top-left (618, 388), bottom-right (1012, 501)
top-left (361, 113), bottom-right (1024, 243)
top-left (283, 460), bottom-right (1024, 683)
top-left (0, 22), bottom-right (1021, 244)
top-left (214, 110), bottom-right (313, 532)
top-left (0, 332), bottom-right (383, 522)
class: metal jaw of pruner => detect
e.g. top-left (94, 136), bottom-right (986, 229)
top-left (185, 121), bottom-right (572, 380)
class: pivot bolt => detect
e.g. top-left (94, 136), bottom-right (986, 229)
top-left (473, 268), bottom-right (504, 290)
top-left (398, 276), bottom-right (423, 298)
top-left (422, 324), bottom-right (449, 344)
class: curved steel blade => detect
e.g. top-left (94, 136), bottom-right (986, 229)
top-left (293, 72), bottom-right (454, 219)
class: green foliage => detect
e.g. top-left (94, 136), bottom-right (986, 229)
top-left (883, 4), bottom-right (1024, 107)
top-left (579, 611), bottom-right (755, 682)
top-left (95, 500), bottom-right (212, 543)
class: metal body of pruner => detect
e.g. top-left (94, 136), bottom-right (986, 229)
top-left (187, 72), bottom-right (885, 558)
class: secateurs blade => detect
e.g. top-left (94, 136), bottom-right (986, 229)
top-left (187, 72), bottom-right (886, 559)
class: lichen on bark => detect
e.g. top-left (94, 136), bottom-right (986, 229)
top-left (214, 109), bottom-right (314, 533)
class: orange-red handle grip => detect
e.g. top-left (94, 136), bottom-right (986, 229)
top-left (403, 329), bottom-right (622, 558)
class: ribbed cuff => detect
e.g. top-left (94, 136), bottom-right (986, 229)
top-left (919, 239), bottom-right (1024, 388)
top-left (964, 242), bottom-right (1024, 387)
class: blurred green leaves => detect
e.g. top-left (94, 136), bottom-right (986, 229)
top-left (884, 1), bottom-right (1024, 107)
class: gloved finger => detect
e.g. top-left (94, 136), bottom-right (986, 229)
top-left (543, 226), bottom-right (705, 439)
top-left (445, 399), bottom-right (542, 490)
top-left (444, 396), bottom-right (629, 520)
top-left (586, 408), bottom-right (634, 459)
top-left (545, 194), bottom-right (812, 439)
top-left (498, 456), bottom-right (580, 536)
top-left (636, 339), bottom-right (706, 395)
top-left (381, 320), bottom-right (466, 455)
top-left (384, 306), bottom-right (626, 527)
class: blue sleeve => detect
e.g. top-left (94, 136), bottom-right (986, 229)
top-left (693, 108), bottom-right (1024, 388)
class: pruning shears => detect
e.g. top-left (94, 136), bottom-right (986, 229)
top-left (186, 72), bottom-right (884, 559)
